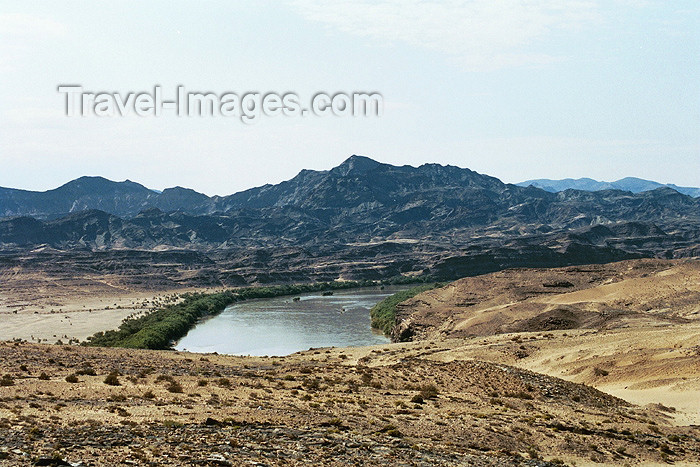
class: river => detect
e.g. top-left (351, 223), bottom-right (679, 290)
top-left (174, 286), bottom-right (408, 356)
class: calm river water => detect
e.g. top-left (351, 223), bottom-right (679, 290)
top-left (174, 286), bottom-right (409, 356)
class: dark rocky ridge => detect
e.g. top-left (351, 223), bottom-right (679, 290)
top-left (1, 156), bottom-right (698, 285)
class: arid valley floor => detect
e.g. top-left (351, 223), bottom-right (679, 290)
top-left (0, 259), bottom-right (699, 466)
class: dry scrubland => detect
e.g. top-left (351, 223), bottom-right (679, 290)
top-left (1, 342), bottom-right (698, 466)
top-left (0, 258), bottom-right (698, 465)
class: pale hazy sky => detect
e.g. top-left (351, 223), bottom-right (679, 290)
top-left (1, 0), bottom-right (698, 195)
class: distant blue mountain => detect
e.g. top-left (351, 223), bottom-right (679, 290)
top-left (516, 177), bottom-right (700, 198)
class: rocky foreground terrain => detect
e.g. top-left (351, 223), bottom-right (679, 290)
top-left (0, 341), bottom-right (698, 466)
top-left (1, 259), bottom-right (699, 466)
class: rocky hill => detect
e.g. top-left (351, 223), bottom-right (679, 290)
top-left (0, 156), bottom-right (698, 285)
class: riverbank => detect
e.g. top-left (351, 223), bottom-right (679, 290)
top-left (0, 257), bottom-right (430, 345)
top-left (175, 286), bottom-right (400, 355)
top-left (84, 280), bottom-right (391, 350)
top-left (370, 283), bottom-right (442, 335)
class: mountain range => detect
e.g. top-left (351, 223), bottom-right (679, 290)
top-left (1, 155), bottom-right (698, 222)
top-left (1, 155), bottom-right (698, 285)
top-left (516, 177), bottom-right (700, 197)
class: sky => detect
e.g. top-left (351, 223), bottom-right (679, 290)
top-left (0, 0), bottom-right (698, 196)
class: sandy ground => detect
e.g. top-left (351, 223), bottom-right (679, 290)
top-left (0, 287), bottom-right (218, 343)
top-left (0, 308), bottom-right (135, 343)
top-left (403, 325), bottom-right (700, 426)
top-left (391, 259), bottom-right (700, 427)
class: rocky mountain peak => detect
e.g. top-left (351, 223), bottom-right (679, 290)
top-left (332, 155), bottom-right (384, 176)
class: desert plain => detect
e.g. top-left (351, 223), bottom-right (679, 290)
top-left (0, 258), bottom-right (698, 466)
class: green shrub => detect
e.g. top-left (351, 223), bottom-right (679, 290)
top-left (370, 284), bottom-right (442, 335)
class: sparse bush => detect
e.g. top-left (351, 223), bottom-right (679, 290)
top-left (323, 418), bottom-right (346, 430)
top-left (112, 407), bottom-right (130, 417)
top-left (38, 372), bottom-right (50, 381)
top-left (303, 378), bottom-right (321, 391)
top-left (419, 383), bottom-right (438, 400)
top-left (217, 378), bottom-right (231, 388)
top-left (76, 366), bottom-right (97, 376)
top-left (527, 446), bottom-right (540, 459)
top-left (65, 374), bottom-right (79, 383)
top-left (378, 424), bottom-right (403, 438)
top-left (410, 394), bottom-right (424, 404)
top-left (155, 374), bottom-right (175, 384)
top-left (166, 381), bottom-right (183, 393)
top-left (104, 371), bottom-right (120, 386)
top-left (0, 375), bottom-right (14, 387)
